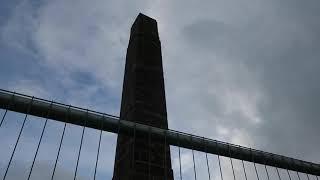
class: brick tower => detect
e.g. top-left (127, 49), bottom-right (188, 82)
top-left (112, 13), bottom-right (174, 180)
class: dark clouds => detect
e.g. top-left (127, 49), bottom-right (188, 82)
top-left (179, 0), bottom-right (320, 162)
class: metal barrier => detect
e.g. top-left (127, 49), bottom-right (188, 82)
top-left (0, 88), bottom-right (319, 179)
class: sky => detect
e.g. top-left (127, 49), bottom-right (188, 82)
top-left (0, 0), bottom-right (319, 179)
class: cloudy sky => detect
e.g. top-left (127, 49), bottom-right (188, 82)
top-left (0, 0), bottom-right (319, 179)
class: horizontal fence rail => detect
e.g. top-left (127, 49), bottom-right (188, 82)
top-left (0, 89), bottom-right (319, 176)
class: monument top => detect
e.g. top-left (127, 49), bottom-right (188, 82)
top-left (136, 13), bottom-right (156, 22)
top-left (131, 13), bottom-right (159, 38)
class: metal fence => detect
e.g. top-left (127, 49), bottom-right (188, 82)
top-left (0, 89), bottom-right (319, 180)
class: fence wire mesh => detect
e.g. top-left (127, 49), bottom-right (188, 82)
top-left (0, 89), bottom-right (319, 180)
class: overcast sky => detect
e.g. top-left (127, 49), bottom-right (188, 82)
top-left (0, 0), bottom-right (319, 179)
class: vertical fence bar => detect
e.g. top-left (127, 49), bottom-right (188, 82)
top-left (3, 97), bottom-right (34, 180)
top-left (276, 167), bottom-right (282, 180)
top-left (73, 110), bottom-right (88, 180)
top-left (297, 171), bottom-right (301, 180)
top-left (216, 141), bottom-right (224, 180)
top-left (239, 145), bottom-right (248, 180)
top-left (229, 144), bottom-right (236, 180)
top-left (51, 105), bottom-right (70, 180)
top-left (191, 136), bottom-right (197, 180)
top-left (178, 134), bottom-right (182, 180)
top-left (27, 100), bottom-right (53, 180)
top-left (251, 148), bottom-right (261, 180)
top-left (204, 137), bottom-right (211, 180)
top-left (93, 114), bottom-right (104, 180)
top-left (287, 170), bottom-right (292, 180)
top-left (265, 164), bottom-right (270, 180)
top-left (307, 174), bottom-right (311, 180)
top-left (242, 160), bottom-right (248, 180)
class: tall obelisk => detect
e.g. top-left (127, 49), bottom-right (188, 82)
top-left (112, 13), bottom-right (174, 180)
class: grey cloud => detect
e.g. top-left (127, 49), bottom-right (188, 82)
top-left (179, 0), bottom-right (320, 162)
top-left (183, 19), bottom-right (237, 52)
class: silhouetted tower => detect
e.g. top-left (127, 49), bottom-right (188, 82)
top-left (112, 14), bottom-right (174, 180)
